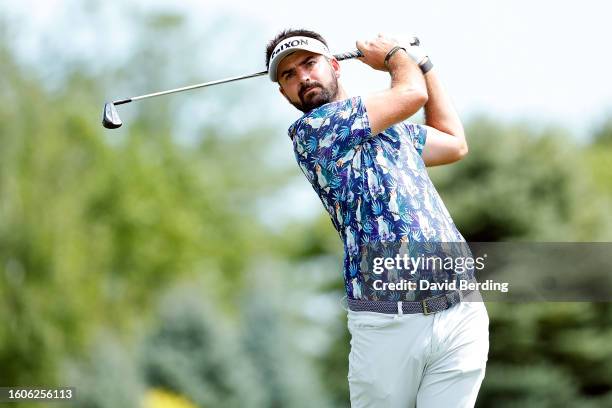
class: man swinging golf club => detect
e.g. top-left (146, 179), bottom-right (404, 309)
top-left (266, 29), bottom-right (490, 407)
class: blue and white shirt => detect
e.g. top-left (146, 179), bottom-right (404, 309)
top-left (289, 96), bottom-right (469, 299)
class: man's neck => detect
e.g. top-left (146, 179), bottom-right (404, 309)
top-left (334, 85), bottom-right (349, 101)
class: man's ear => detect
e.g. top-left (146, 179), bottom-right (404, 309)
top-left (330, 57), bottom-right (341, 78)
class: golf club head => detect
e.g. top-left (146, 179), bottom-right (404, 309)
top-left (102, 102), bottom-right (122, 129)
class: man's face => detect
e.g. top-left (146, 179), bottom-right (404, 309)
top-left (277, 50), bottom-right (340, 113)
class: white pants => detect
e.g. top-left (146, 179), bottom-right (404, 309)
top-left (347, 299), bottom-right (489, 408)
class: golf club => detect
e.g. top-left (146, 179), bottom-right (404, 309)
top-left (102, 37), bottom-right (419, 129)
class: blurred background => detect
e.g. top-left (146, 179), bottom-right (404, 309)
top-left (1, 0), bottom-right (612, 407)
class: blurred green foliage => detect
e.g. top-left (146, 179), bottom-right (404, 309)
top-left (1, 7), bottom-right (612, 408)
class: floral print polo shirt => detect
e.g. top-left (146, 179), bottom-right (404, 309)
top-left (288, 96), bottom-right (468, 299)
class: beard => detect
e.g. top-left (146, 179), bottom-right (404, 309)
top-left (291, 76), bottom-right (339, 113)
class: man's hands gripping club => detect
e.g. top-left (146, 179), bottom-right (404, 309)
top-left (356, 34), bottom-right (428, 135)
top-left (356, 34), bottom-right (467, 166)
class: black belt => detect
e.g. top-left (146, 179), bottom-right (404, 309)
top-left (347, 288), bottom-right (475, 315)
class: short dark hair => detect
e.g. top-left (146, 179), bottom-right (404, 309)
top-left (265, 29), bottom-right (328, 69)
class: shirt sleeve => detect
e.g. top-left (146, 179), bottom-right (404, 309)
top-left (289, 96), bottom-right (373, 161)
top-left (401, 122), bottom-right (428, 156)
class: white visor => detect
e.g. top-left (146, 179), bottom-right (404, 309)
top-left (268, 36), bottom-right (332, 82)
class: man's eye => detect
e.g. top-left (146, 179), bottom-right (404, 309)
top-left (308, 60), bottom-right (316, 66)
top-left (285, 72), bottom-right (294, 79)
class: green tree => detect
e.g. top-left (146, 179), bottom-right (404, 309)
top-left (0, 9), bottom-right (290, 395)
top-left (428, 117), bottom-right (611, 241)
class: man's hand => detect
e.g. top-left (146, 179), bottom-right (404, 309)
top-left (405, 44), bottom-right (429, 66)
top-left (358, 34), bottom-right (428, 136)
top-left (356, 34), bottom-right (401, 72)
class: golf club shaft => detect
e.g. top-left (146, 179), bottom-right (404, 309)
top-left (111, 35), bottom-right (419, 106)
top-left (112, 50), bottom-right (365, 106)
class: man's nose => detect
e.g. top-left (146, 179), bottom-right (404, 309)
top-left (297, 67), bottom-right (311, 82)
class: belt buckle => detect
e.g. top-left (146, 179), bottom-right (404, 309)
top-left (422, 294), bottom-right (447, 315)
top-left (422, 299), bottom-right (432, 315)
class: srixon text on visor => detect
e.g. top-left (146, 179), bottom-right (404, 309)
top-left (271, 39), bottom-right (310, 59)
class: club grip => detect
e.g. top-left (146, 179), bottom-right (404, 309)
top-left (334, 37), bottom-right (420, 62)
top-left (334, 50), bottom-right (363, 61)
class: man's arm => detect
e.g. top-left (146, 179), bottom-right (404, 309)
top-left (421, 67), bottom-right (468, 166)
top-left (357, 35), bottom-right (428, 136)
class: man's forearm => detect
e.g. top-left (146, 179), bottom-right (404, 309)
top-left (361, 45), bottom-right (428, 136)
top-left (423, 69), bottom-right (465, 140)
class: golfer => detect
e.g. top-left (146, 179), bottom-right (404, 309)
top-left (266, 29), bottom-right (489, 407)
